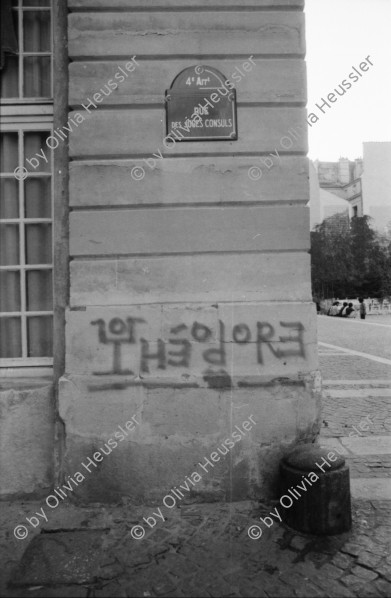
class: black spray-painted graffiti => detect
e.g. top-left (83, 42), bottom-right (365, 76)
top-left (91, 317), bottom-right (306, 377)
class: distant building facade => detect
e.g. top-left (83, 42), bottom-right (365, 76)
top-left (361, 142), bottom-right (391, 232)
top-left (309, 142), bottom-right (391, 231)
top-left (309, 161), bottom-right (351, 229)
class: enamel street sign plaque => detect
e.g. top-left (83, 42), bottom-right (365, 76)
top-left (165, 65), bottom-right (237, 141)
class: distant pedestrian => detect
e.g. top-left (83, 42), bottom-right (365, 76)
top-left (358, 297), bottom-right (366, 320)
top-left (328, 301), bottom-right (340, 316)
top-left (346, 302), bottom-right (355, 317)
top-left (339, 302), bottom-right (349, 317)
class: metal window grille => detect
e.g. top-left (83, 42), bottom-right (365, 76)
top-left (0, 0), bottom-right (53, 367)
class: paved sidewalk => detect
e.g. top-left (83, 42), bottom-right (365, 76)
top-left (1, 498), bottom-right (390, 598)
top-left (319, 354), bottom-right (391, 381)
top-left (1, 495), bottom-right (390, 598)
top-left (1, 352), bottom-right (390, 597)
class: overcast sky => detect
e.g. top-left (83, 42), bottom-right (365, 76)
top-left (305, 0), bottom-right (391, 161)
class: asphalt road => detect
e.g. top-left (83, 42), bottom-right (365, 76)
top-left (317, 315), bottom-right (391, 362)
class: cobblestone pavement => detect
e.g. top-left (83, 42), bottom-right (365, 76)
top-left (321, 393), bottom-right (391, 436)
top-left (347, 456), bottom-right (391, 478)
top-left (319, 355), bottom-right (391, 381)
top-left (1, 319), bottom-right (390, 598)
top-left (1, 498), bottom-right (390, 598)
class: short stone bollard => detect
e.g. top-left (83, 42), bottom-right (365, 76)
top-left (279, 444), bottom-right (352, 535)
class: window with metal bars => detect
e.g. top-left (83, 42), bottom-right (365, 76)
top-left (0, 0), bottom-right (53, 366)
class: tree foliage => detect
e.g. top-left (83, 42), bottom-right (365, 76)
top-left (311, 215), bottom-right (391, 299)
